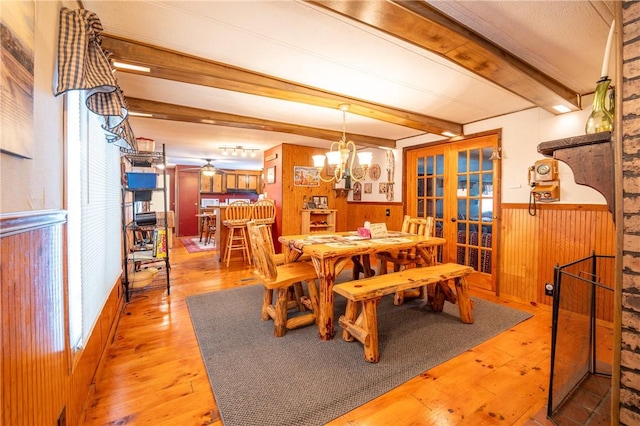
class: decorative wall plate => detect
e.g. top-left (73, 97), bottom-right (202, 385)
top-left (369, 164), bottom-right (381, 181)
top-left (352, 165), bottom-right (365, 180)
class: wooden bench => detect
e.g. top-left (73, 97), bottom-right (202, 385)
top-left (333, 263), bottom-right (474, 363)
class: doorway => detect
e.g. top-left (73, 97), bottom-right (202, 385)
top-left (404, 132), bottom-right (501, 293)
top-left (176, 169), bottom-right (200, 237)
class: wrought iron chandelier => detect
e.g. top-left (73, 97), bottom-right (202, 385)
top-left (312, 104), bottom-right (372, 183)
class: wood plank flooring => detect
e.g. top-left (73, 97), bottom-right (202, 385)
top-left (81, 238), bottom-right (599, 426)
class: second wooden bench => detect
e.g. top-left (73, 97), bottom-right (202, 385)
top-left (333, 262), bottom-right (474, 363)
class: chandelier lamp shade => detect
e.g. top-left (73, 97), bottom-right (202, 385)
top-left (201, 159), bottom-right (216, 177)
top-left (312, 104), bottom-right (372, 183)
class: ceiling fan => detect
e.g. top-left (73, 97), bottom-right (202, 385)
top-left (173, 157), bottom-right (230, 173)
top-left (201, 159), bottom-right (217, 177)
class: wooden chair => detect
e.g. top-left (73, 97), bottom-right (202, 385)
top-left (251, 198), bottom-right (311, 266)
top-left (376, 215), bottom-right (435, 305)
top-left (222, 201), bottom-right (253, 267)
top-left (205, 214), bottom-right (217, 245)
top-left (246, 220), bottom-right (320, 337)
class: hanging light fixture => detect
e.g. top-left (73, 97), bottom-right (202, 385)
top-left (201, 159), bottom-right (216, 176)
top-left (312, 104), bottom-right (372, 183)
top-left (220, 146), bottom-right (259, 158)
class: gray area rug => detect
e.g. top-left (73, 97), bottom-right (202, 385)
top-left (187, 280), bottom-right (532, 426)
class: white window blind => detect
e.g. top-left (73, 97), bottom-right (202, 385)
top-left (66, 90), bottom-right (122, 351)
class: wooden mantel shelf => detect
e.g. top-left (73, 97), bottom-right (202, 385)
top-left (537, 131), bottom-right (613, 213)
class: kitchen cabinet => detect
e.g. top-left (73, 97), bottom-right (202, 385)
top-left (200, 172), bottom-right (224, 193)
top-left (225, 171), bottom-right (262, 192)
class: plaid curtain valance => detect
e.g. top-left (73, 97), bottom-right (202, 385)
top-left (54, 7), bottom-right (136, 151)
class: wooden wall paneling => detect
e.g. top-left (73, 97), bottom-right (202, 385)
top-left (71, 281), bottom-right (123, 426)
top-left (280, 143), bottom-right (334, 237)
top-left (1, 212), bottom-right (68, 426)
top-left (499, 204), bottom-right (614, 321)
top-left (501, 202), bottom-right (539, 302)
top-left (537, 207), bottom-right (556, 304)
top-left (1, 211), bottom-right (124, 426)
top-left (345, 202), bottom-right (404, 232)
top-left (263, 145), bottom-right (283, 250)
top-left (333, 195), bottom-right (349, 232)
top-left (593, 209), bottom-right (615, 323)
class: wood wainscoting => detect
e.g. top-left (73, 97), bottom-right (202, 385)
top-left (345, 202), bottom-right (615, 320)
top-left (0, 210), bottom-right (123, 426)
top-left (500, 203), bottom-right (615, 320)
top-left (344, 202), bottom-right (404, 232)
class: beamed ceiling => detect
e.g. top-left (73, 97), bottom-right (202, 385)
top-left (82, 0), bottom-right (615, 169)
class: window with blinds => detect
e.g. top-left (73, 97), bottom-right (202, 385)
top-left (65, 90), bottom-right (122, 356)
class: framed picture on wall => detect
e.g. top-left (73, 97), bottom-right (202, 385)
top-left (293, 166), bottom-right (320, 187)
top-left (364, 183), bottom-right (372, 194)
top-left (353, 182), bottom-right (362, 201)
top-left (319, 196), bottom-right (328, 208)
top-left (0, 1), bottom-right (35, 158)
top-left (266, 166), bottom-right (276, 184)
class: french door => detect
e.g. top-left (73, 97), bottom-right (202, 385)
top-left (405, 132), bottom-right (500, 292)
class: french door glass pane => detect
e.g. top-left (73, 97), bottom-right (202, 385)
top-left (436, 155), bottom-right (444, 174)
top-left (415, 153), bottom-right (445, 261)
top-left (456, 147), bottom-right (493, 273)
top-left (417, 175), bottom-right (424, 197)
top-left (458, 151), bottom-right (467, 172)
top-left (482, 147), bottom-right (493, 170)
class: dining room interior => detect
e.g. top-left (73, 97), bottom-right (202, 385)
top-left (1, 1), bottom-right (639, 426)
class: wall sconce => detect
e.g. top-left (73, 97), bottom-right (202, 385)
top-left (489, 147), bottom-right (502, 161)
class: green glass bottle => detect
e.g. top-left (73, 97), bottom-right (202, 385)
top-left (608, 86), bottom-right (615, 120)
top-left (585, 78), bottom-right (613, 134)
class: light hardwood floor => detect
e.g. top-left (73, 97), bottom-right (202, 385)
top-left (83, 238), bottom-right (559, 426)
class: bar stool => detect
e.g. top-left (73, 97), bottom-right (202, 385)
top-left (222, 201), bottom-right (253, 267)
top-left (252, 199), bottom-right (276, 244)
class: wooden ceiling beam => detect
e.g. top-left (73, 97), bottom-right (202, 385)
top-left (126, 97), bottom-right (396, 149)
top-left (308, 0), bottom-right (581, 114)
top-left (101, 34), bottom-right (462, 140)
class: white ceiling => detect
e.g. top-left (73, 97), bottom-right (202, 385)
top-left (82, 0), bottom-right (615, 169)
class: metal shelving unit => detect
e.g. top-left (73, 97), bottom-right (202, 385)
top-left (120, 144), bottom-right (170, 301)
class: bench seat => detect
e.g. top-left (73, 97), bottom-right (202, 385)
top-left (333, 262), bottom-right (474, 363)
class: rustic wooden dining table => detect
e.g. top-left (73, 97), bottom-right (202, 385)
top-left (278, 232), bottom-right (446, 340)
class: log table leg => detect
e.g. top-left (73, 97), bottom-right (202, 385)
top-left (273, 287), bottom-right (289, 337)
top-left (361, 300), bottom-right (380, 363)
top-left (430, 283), bottom-right (446, 312)
top-left (261, 288), bottom-right (273, 321)
top-left (351, 255), bottom-right (375, 280)
top-left (312, 256), bottom-right (352, 340)
top-left (341, 300), bottom-right (358, 341)
top-left (455, 276), bottom-right (474, 324)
